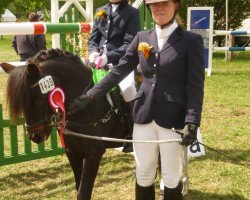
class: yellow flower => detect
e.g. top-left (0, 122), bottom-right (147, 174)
top-left (138, 42), bottom-right (153, 59)
top-left (94, 10), bottom-right (107, 20)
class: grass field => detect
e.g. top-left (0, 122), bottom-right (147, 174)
top-left (0, 35), bottom-right (249, 200)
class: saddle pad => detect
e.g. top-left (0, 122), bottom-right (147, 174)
top-left (91, 68), bottom-right (109, 84)
top-left (91, 68), bottom-right (116, 91)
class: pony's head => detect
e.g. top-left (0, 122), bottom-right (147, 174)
top-left (0, 49), bottom-right (88, 144)
top-left (1, 61), bottom-right (54, 143)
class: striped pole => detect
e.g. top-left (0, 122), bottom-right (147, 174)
top-left (214, 30), bottom-right (250, 36)
top-left (0, 22), bottom-right (91, 35)
top-left (213, 47), bottom-right (250, 51)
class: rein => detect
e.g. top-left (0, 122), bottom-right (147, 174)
top-left (62, 127), bottom-right (182, 144)
top-left (81, 77), bottom-right (93, 95)
top-left (172, 129), bottom-right (250, 169)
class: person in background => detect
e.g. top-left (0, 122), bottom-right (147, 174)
top-left (69, 0), bottom-right (204, 199)
top-left (12, 12), bottom-right (46, 61)
top-left (87, 0), bottom-right (141, 152)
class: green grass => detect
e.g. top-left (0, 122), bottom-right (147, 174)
top-left (0, 35), bottom-right (52, 62)
top-left (0, 37), bottom-right (249, 199)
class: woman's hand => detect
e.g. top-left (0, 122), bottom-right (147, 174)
top-left (180, 123), bottom-right (198, 146)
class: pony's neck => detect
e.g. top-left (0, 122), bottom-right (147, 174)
top-left (41, 59), bottom-right (92, 102)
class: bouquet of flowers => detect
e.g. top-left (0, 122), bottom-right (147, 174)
top-left (138, 42), bottom-right (153, 60)
top-left (94, 10), bottom-right (107, 20)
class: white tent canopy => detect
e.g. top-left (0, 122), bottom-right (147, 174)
top-left (1, 9), bottom-right (17, 22)
top-left (240, 17), bottom-right (250, 30)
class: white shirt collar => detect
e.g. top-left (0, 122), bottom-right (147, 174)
top-left (156, 20), bottom-right (178, 39)
top-left (111, 4), bottom-right (119, 13)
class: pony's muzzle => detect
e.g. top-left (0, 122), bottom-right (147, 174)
top-left (27, 130), bottom-right (48, 144)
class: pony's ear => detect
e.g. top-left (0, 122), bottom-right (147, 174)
top-left (26, 63), bottom-right (40, 81)
top-left (0, 62), bottom-right (15, 74)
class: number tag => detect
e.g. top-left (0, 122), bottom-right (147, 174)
top-left (39, 76), bottom-right (55, 94)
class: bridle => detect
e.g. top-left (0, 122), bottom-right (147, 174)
top-left (25, 73), bottom-right (116, 145)
top-left (24, 74), bottom-right (107, 132)
top-left (24, 76), bottom-right (62, 140)
top-left (24, 91), bottom-right (54, 141)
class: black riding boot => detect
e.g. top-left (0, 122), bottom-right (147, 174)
top-left (122, 100), bottom-right (134, 153)
top-left (136, 182), bottom-right (155, 200)
top-left (164, 182), bottom-right (183, 200)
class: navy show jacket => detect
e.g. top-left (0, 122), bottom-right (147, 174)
top-left (89, 26), bottom-right (205, 129)
top-left (88, 1), bottom-right (141, 65)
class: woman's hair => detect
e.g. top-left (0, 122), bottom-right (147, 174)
top-left (28, 13), bottom-right (40, 22)
top-left (175, 14), bottom-right (184, 27)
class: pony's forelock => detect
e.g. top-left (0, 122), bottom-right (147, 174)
top-left (6, 66), bottom-right (30, 121)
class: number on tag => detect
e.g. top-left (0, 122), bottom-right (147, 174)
top-left (39, 76), bottom-right (55, 94)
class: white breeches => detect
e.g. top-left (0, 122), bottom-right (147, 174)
top-left (118, 71), bottom-right (137, 102)
top-left (133, 120), bottom-right (183, 188)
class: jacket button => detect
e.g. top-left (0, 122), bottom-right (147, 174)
top-left (153, 74), bottom-right (156, 78)
top-left (105, 30), bottom-right (108, 33)
top-left (155, 53), bottom-right (158, 58)
top-left (152, 84), bottom-right (155, 87)
top-left (153, 64), bottom-right (156, 67)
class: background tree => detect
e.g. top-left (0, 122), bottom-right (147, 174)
top-left (4, 0), bottom-right (249, 30)
top-left (179, 0), bottom-right (250, 30)
top-left (8, 0), bottom-right (50, 20)
top-left (5, 0), bottom-right (109, 21)
top-left (94, 0), bottom-right (109, 9)
top-left (0, 0), bottom-right (14, 19)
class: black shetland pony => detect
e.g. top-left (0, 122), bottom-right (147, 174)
top-left (0, 49), bottom-right (128, 200)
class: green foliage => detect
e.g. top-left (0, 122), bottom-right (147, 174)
top-left (94, 0), bottom-right (109, 10)
top-left (5, 0), bottom-right (109, 21)
top-left (0, 0), bottom-right (14, 18)
top-left (179, 0), bottom-right (250, 30)
top-left (13, 0), bottom-right (50, 13)
top-left (7, 0), bottom-right (50, 19)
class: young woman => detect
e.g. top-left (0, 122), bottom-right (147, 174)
top-left (70, 0), bottom-right (204, 199)
top-left (87, 0), bottom-right (141, 153)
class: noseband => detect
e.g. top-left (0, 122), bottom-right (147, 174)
top-left (25, 93), bottom-right (54, 140)
top-left (25, 76), bottom-right (60, 139)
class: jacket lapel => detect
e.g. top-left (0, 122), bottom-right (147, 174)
top-left (105, 4), bottom-right (112, 20)
top-left (112, 2), bottom-right (128, 20)
top-left (146, 30), bottom-right (158, 54)
top-left (158, 26), bottom-right (183, 53)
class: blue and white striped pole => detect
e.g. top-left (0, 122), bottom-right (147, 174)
top-left (214, 47), bottom-right (250, 51)
top-left (214, 30), bottom-right (250, 36)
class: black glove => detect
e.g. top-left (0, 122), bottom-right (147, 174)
top-left (68, 94), bottom-right (93, 115)
top-left (180, 123), bottom-right (198, 146)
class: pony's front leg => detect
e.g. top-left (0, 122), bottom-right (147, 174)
top-left (77, 154), bottom-right (103, 200)
top-left (65, 150), bottom-right (85, 191)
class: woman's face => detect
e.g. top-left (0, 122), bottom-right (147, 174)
top-left (110, 0), bottom-right (122, 3)
top-left (149, 1), bottom-right (179, 26)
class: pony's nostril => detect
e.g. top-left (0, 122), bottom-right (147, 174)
top-left (33, 133), bottom-right (43, 143)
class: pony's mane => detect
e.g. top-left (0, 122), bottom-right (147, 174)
top-left (7, 49), bottom-right (86, 121)
top-left (29, 48), bottom-right (83, 66)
